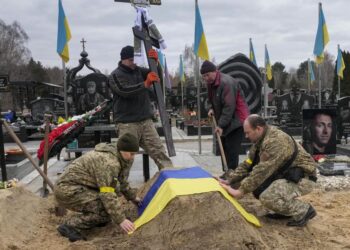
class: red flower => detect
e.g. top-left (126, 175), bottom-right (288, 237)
top-left (37, 121), bottom-right (78, 160)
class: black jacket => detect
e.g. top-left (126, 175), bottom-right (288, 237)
top-left (108, 62), bottom-right (154, 123)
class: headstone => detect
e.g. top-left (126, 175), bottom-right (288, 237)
top-left (30, 98), bottom-right (65, 123)
top-left (322, 89), bottom-right (335, 106)
top-left (0, 75), bottom-right (9, 92)
top-left (276, 89), bottom-right (315, 126)
top-left (337, 96), bottom-right (350, 140)
top-left (302, 109), bottom-right (337, 155)
top-left (70, 73), bottom-right (110, 123)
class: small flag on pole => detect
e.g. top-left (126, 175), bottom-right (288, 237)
top-left (265, 44), bottom-right (272, 81)
top-left (57, 0), bottom-right (72, 62)
top-left (194, 2), bottom-right (209, 60)
top-left (249, 38), bottom-right (257, 67)
top-left (179, 55), bottom-right (185, 83)
top-left (313, 3), bottom-right (330, 64)
top-left (336, 45), bottom-right (346, 79)
top-left (308, 58), bottom-right (316, 83)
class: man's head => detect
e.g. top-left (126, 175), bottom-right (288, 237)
top-left (87, 81), bottom-right (96, 94)
top-left (117, 133), bottom-right (139, 161)
top-left (243, 114), bottom-right (267, 143)
top-left (120, 45), bottom-right (135, 69)
top-left (311, 113), bottom-right (332, 147)
top-left (200, 60), bottom-right (217, 84)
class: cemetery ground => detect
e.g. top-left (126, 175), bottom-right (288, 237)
top-left (1, 137), bottom-right (350, 249)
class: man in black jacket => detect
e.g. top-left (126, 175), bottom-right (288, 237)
top-left (201, 60), bottom-right (250, 170)
top-left (108, 45), bottom-right (173, 170)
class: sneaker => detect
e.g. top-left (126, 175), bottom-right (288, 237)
top-left (286, 205), bottom-right (317, 227)
top-left (265, 213), bottom-right (292, 220)
top-left (57, 224), bottom-right (87, 242)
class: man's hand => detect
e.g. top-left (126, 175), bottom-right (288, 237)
top-left (208, 109), bottom-right (214, 117)
top-left (144, 72), bottom-right (160, 88)
top-left (219, 182), bottom-right (243, 199)
top-left (119, 219), bottom-right (135, 233)
top-left (148, 49), bottom-right (158, 61)
top-left (215, 126), bottom-right (223, 136)
top-left (131, 197), bottom-right (143, 207)
top-left (215, 176), bottom-right (229, 185)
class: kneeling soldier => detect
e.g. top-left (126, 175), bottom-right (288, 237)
top-left (55, 133), bottom-right (141, 241)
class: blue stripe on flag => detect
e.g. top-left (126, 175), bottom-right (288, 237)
top-left (138, 167), bottom-right (212, 215)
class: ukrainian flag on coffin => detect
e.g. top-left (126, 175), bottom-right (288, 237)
top-left (131, 167), bottom-right (261, 233)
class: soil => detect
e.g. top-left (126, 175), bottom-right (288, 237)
top-left (1, 184), bottom-right (350, 250)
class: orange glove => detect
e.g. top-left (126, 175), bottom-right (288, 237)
top-left (144, 72), bottom-right (160, 88)
top-left (148, 49), bottom-right (158, 61)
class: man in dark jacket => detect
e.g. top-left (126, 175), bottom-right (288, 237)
top-left (108, 45), bottom-right (173, 170)
top-left (201, 60), bottom-right (249, 170)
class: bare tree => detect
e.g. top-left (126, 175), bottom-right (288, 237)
top-left (0, 19), bottom-right (31, 76)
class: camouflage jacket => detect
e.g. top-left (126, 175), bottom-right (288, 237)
top-left (56, 143), bottom-right (136, 224)
top-left (226, 126), bottom-right (317, 194)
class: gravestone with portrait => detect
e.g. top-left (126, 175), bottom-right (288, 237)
top-left (276, 87), bottom-right (315, 136)
top-left (337, 96), bottom-right (350, 140)
top-left (302, 109), bottom-right (337, 155)
top-left (30, 98), bottom-right (65, 123)
top-left (321, 89), bottom-right (336, 107)
top-left (66, 43), bottom-right (113, 148)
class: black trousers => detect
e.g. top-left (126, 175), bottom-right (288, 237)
top-left (221, 126), bottom-right (244, 171)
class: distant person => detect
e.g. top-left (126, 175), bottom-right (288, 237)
top-left (55, 133), bottom-right (142, 241)
top-left (310, 112), bottom-right (334, 154)
top-left (219, 114), bottom-right (318, 227)
top-left (108, 45), bottom-right (173, 170)
top-left (200, 60), bottom-right (249, 171)
top-left (78, 81), bottom-right (105, 113)
top-left (281, 99), bottom-right (289, 111)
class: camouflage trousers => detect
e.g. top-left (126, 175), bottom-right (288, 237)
top-left (54, 184), bottom-right (111, 230)
top-left (259, 178), bottom-right (315, 221)
top-left (116, 119), bottom-right (173, 170)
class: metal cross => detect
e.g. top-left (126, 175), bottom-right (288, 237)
top-left (80, 38), bottom-right (87, 51)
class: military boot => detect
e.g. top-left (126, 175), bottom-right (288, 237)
top-left (57, 224), bottom-right (87, 242)
top-left (286, 205), bottom-right (316, 227)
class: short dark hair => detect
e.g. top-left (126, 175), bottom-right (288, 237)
top-left (246, 114), bottom-right (266, 129)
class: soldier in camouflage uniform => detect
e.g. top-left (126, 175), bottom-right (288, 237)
top-left (108, 45), bottom-right (173, 170)
top-left (219, 114), bottom-right (318, 227)
top-left (55, 133), bottom-right (141, 242)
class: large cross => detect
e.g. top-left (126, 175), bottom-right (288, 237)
top-left (114, 0), bottom-right (175, 157)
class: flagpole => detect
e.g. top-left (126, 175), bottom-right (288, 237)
top-left (263, 71), bottom-right (267, 118)
top-left (318, 65), bottom-right (322, 108)
top-left (181, 80), bottom-right (184, 115)
top-left (195, 54), bottom-right (202, 155)
top-left (308, 58), bottom-right (311, 94)
top-left (62, 59), bottom-right (68, 119)
top-left (337, 44), bottom-right (341, 99)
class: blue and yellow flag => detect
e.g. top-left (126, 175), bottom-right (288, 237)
top-left (157, 49), bottom-right (165, 69)
top-left (179, 55), bottom-right (185, 83)
top-left (308, 58), bottom-right (316, 83)
top-left (194, 2), bottom-right (209, 60)
top-left (131, 167), bottom-right (261, 233)
top-left (57, 0), bottom-right (71, 63)
top-left (313, 3), bottom-right (330, 64)
top-left (336, 45), bottom-right (346, 79)
top-left (249, 38), bottom-right (257, 67)
top-left (164, 57), bottom-right (172, 89)
top-left (265, 44), bottom-right (272, 81)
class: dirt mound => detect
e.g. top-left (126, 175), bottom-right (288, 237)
top-left (1, 185), bottom-right (350, 249)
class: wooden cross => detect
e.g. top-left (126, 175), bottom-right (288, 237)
top-left (80, 38), bottom-right (87, 51)
top-left (114, 1), bottom-right (175, 157)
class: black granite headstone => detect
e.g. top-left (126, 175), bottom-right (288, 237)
top-left (337, 96), bottom-right (350, 139)
top-left (30, 98), bottom-right (65, 122)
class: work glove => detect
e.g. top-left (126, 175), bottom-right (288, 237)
top-left (148, 49), bottom-right (158, 61)
top-left (144, 72), bottom-right (160, 88)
